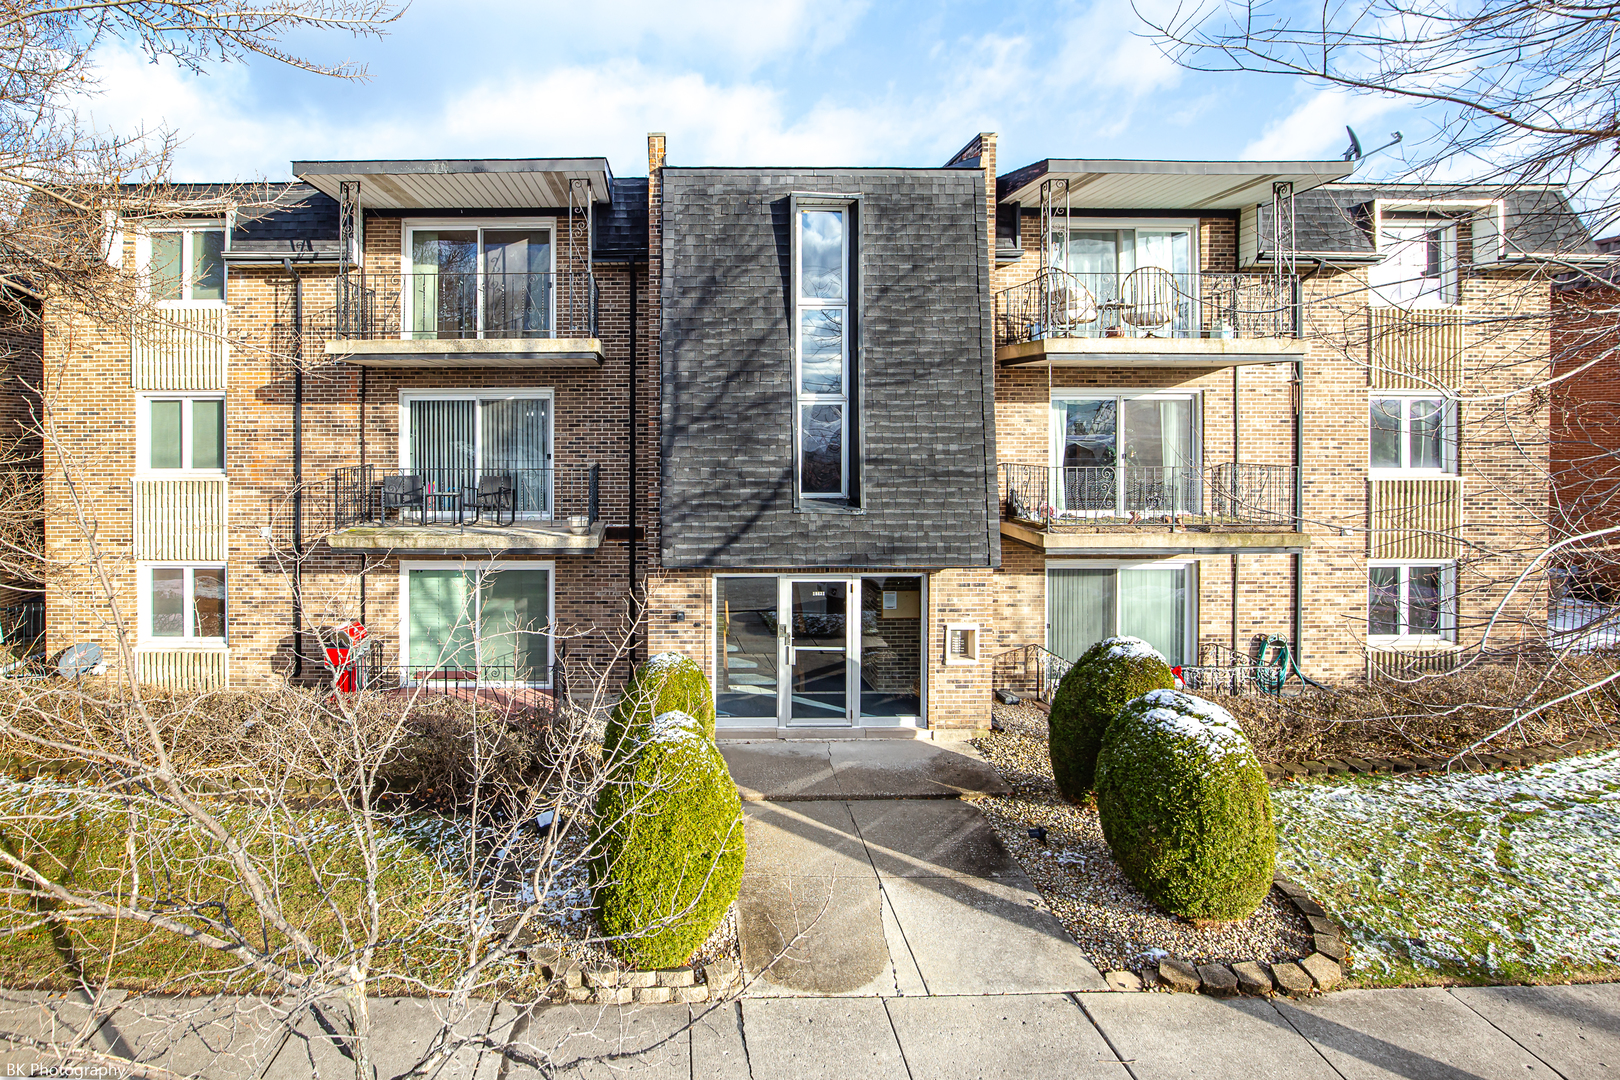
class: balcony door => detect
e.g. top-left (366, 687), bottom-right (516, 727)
top-left (407, 225), bottom-right (552, 340)
top-left (1051, 393), bottom-right (1198, 516)
top-left (1048, 562), bottom-right (1192, 666)
top-left (404, 391), bottom-right (552, 518)
top-left (402, 562), bottom-right (553, 685)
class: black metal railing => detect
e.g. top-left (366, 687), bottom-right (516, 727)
top-left (331, 464), bottom-right (600, 531)
top-left (398, 660), bottom-right (563, 694)
top-left (0, 601), bottom-right (44, 655)
top-left (994, 268), bottom-right (1296, 347)
top-left (1001, 462), bottom-right (1296, 529)
top-left (993, 643), bottom-right (1074, 703)
top-left (332, 271), bottom-right (598, 341)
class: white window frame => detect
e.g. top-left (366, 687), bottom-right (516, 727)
top-left (1371, 219), bottom-right (1459, 308)
top-left (1048, 389), bottom-right (1203, 516)
top-left (398, 560), bottom-right (557, 687)
top-left (399, 219), bottom-right (557, 340)
top-left (791, 194), bottom-right (858, 501)
top-left (137, 563), bottom-right (228, 646)
top-left (1045, 558), bottom-right (1199, 666)
top-left (134, 221), bottom-right (227, 305)
top-left (1053, 218), bottom-right (1200, 273)
top-left (1367, 392), bottom-right (1458, 476)
top-left (136, 392), bottom-right (227, 476)
top-left (1367, 560), bottom-right (1456, 646)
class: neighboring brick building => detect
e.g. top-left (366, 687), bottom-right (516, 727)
top-left (29, 131), bottom-right (1598, 735)
top-left (1550, 235), bottom-right (1620, 595)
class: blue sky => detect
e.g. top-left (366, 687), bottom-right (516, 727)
top-left (86, 0), bottom-right (1423, 183)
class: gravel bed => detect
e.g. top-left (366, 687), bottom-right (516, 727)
top-left (974, 705), bottom-right (1312, 974)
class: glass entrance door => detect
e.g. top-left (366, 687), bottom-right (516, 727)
top-left (784, 579), bottom-right (852, 726)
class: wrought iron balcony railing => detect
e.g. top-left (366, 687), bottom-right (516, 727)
top-left (994, 268), bottom-right (1297, 347)
top-left (332, 464), bottom-right (599, 531)
top-left (1001, 462), bottom-right (1296, 530)
top-left (331, 271), bottom-right (598, 341)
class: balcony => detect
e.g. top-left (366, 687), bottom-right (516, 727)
top-left (999, 462), bottom-right (1309, 553)
top-left (322, 271), bottom-right (602, 368)
top-left (993, 268), bottom-right (1305, 369)
top-left (326, 464), bottom-right (602, 554)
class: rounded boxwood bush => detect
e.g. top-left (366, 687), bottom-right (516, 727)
top-left (603, 652), bottom-right (715, 759)
top-left (590, 710), bottom-right (746, 968)
top-left (1095, 688), bottom-right (1275, 921)
top-left (1048, 636), bottom-right (1174, 799)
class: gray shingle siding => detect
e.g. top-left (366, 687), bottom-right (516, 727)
top-left (659, 168), bottom-right (999, 570)
top-left (1283, 184), bottom-right (1594, 256)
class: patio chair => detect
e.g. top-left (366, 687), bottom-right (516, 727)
top-left (380, 474), bottom-right (426, 522)
top-left (1122, 267), bottom-right (1180, 336)
top-left (1046, 276), bottom-right (1099, 336)
top-left (463, 473), bottom-right (517, 526)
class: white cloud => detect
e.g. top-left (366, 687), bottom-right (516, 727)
top-left (1242, 88), bottom-right (1402, 161)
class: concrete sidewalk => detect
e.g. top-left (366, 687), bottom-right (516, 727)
top-left (4, 984), bottom-right (1615, 1078)
top-left (718, 739), bottom-right (1012, 801)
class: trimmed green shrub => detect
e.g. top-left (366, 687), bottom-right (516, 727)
top-left (1048, 636), bottom-right (1175, 799)
top-left (603, 652), bottom-right (715, 759)
top-left (1095, 689), bottom-right (1276, 921)
top-left (591, 709), bottom-right (746, 969)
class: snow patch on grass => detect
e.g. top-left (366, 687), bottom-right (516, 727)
top-left (1274, 748), bottom-right (1620, 982)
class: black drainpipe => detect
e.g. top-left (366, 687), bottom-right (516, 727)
top-left (1291, 275), bottom-right (1306, 665)
top-left (284, 259), bottom-right (305, 677)
top-left (628, 255), bottom-right (639, 666)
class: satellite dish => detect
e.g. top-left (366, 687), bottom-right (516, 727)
top-left (1343, 126), bottom-right (1364, 162)
top-left (57, 643), bottom-right (104, 679)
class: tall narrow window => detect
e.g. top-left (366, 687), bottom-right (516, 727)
top-left (793, 198), bottom-right (855, 500)
top-left (148, 226), bottom-right (225, 302)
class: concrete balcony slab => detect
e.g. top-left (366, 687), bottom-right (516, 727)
top-left (326, 520), bottom-right (604, 555)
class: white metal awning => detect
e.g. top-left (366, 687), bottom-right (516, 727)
top-left (291, 158), bottom-right (613, 210)
top-left (1000, 159), bottom-right (1355, 210)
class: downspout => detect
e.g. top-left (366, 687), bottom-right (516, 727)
top-left (1292, 277), bottom-right (1305, 665)
top-left (628, 255), bottom-right (639, 667)
top-left (284, 259), bottom-right (305, 678)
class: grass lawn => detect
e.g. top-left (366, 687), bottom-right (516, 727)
top-left (0, 778), bottom-right (546, 994)
top-left (1274, 747), bottom-right (1620, 987)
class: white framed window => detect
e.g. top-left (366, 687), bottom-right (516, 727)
top-left (1371, 222), bottom-right (1457, 307)
top-left (137, 394), bottom-right (225, 474)
top-left (398, 560), bottom-right (554, 686)
top-left (398, 389), bottom-right (554, 517)
top-left (1369, 394), bottom-right (1456, 474)
top-left (138, 564), bottom-right (227, 644)
top-left (1047, 559), bottom-right (1197, 666)
top-left (401, 220), bottom-right (554, 340)
top-left (792, 195), bottom-right (857, 501)
top-left (1368, 561), bottom-right (1455, 644)
top-left (139, 223), bottom-right (226, 303)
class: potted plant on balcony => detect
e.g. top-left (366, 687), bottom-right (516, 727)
top-left (568, 514), bottom-right (591, 535)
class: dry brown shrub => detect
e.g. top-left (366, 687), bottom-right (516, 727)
top-left (1223, 656), bottom-right (1620, 762)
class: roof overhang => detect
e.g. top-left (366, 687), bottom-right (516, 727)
top-left (291, 158), bottom-right (613, 211)
top-left (997, 338), bottom-right (1306, 369)
top-left (1001, 521), bottom-right (1311, 554)
top-left (999, 159), bottom-right (1356, 211)
top-left (324, 338), bottom-right (604, 368)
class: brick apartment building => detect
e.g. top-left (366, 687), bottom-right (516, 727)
top-left (19, 132), bottom-right (1599, 735)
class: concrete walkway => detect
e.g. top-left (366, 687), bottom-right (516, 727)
top-left (4, 984), bottom-right (1616, 1078)
top-left (716, 739), bottom-right (1104, 997)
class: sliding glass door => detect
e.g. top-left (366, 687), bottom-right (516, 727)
top-left (404, 563), bottom-right (553, 684)
top-left (1053, 394), bottom-right (1198, 517)
top-left (1048, 562), bottom-right (1192, 665)
top-left (408, 227), bottom-right (552, 339)
top-left (405, 393), bottom-right (552, 517)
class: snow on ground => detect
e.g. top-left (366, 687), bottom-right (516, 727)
top-left (1549, 599), bottom-right (1620, 652)
top-left (1274, 748), bottom-right (1620, 982)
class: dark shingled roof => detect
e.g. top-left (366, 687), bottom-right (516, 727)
top-left (594, 177), bottom-right (648, 259)
top-left (231, 183), bottom-right (339, 259)
top-left (1274, 183), bottom-right (1595, 257)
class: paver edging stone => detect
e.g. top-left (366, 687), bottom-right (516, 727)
top-left (520, 955), bottom-right (741, 1007)
top-left (1119, 874), bottom-right (1346, 1000)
